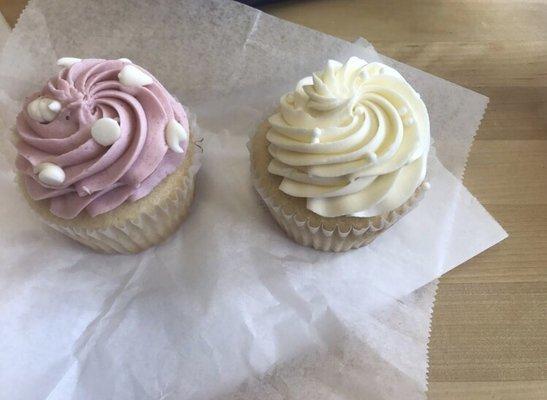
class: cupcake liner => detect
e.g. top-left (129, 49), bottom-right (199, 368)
top-left (249, 122), bottom-right (428, 252)
top-left (51, 173), bottom-right (197, 254)
top-left (34, 150), bottom-right (199, 254)
top-left (257, 180), bottom-right (427, 252)
top-left (20, 132), bottom-right (202, 254)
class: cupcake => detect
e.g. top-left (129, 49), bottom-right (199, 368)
top-left (250, 57), bottom-right (430, 252)
top-left (15, 58), bottom-right (200, 253)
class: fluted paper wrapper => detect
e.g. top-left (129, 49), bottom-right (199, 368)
top-left (22, 144), bottom-right (201, 254)
top-left (258, 182), bottom-right (427, 252)
top-left (0, 2), bottom-right (507, 400)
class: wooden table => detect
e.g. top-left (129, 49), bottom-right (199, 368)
top-left (1, 1), bottom-right (545, 399)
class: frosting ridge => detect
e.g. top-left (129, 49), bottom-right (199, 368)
top-left (16, 58), bottom-right (190, 219)
top-left (266, 57), bottom-right (430, 217)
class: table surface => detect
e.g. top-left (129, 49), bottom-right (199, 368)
top-left (1, 1), bottom-right (546, 399)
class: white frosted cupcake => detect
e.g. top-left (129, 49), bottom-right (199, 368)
top-left (250, 57), bottom-right (430, 251)
top-left (15, 58), bottom-right (200, 253)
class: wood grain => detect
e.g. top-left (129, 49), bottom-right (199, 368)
top-left (1, 1), bottom-right (546, 399)
top-left (0, 0), bottom-right (25, 27)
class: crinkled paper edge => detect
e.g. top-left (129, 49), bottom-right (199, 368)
top-left (255, 176), bottom-right (427, 252)
top-left (45, 151), bottom-right (200, 254)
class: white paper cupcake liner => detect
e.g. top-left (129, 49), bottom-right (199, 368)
top-left (35, 148), bottom-right (201, 254)
top-left (254, 177), bottom-right (428, 252)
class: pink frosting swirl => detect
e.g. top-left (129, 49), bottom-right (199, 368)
top-left (15, 59), bottom-right (189, 219)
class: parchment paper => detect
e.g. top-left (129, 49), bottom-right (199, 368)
top-left (0, 13), bottom-right (8, 49)
top-left (0, 1), bottom-right (507, 399)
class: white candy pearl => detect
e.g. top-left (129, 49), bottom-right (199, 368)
top-left (423, 181), bottom-right (431, 190)
top-left (165, 119), bottom-right (188, 153)
top-left (118, 65), bottom-right (153, 87)
top-left (367, 152), bottom-right (378, 163)
top-left (27, 97), bottom-right (62, 123)
top-left (57, 57), bottom-right (81, 68)
top-left (91, 117), bottom-right (121, 146)
top-left (311, 127), bottom-right (321, 144)
top-left (404, 116), bottom-right (415, 126)
top-left (36, 162), bottom-right (65, 186)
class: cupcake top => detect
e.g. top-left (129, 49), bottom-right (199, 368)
top-left (15, 58), bottom-right (190, 219)
top-left (266, 57), bottom-right (430, 218)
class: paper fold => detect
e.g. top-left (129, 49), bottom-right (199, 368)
top-left (0, 1), bottom-right (506, 400)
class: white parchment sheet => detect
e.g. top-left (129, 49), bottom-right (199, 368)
top-left (0, 1), bottom-right (507, 399)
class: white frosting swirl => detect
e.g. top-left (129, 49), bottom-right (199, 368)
top-left (266, 57), bottom-right (430, 217)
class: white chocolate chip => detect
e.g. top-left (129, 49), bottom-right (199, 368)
top-left (57, 57), bottom-right (81, 68)
top-left (118, 65), bottom-right (153, 87)
top-left (36, 162), bottom-right (65, 186)
top-left (165, 119), bottom-right (188, 153)
top-left (27, 97), bottom-right (62, 123)
top-left (48, 101), bottom-right (61, 112)
top-left (91, 117), bottom-right (121, 146)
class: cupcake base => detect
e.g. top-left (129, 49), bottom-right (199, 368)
top-left (249, 122), bottom-right (427, 252)
top-left (19, 137), bottom-right (200, 254)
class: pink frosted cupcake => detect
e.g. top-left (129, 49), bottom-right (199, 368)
top-left (15, 58), bottom-right (200, 253)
